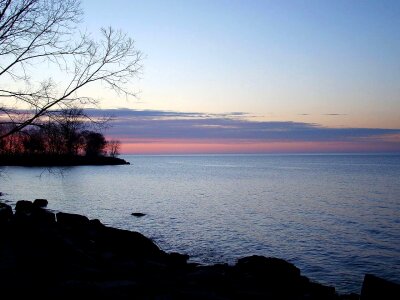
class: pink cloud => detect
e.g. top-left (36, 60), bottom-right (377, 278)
top-left (117, 138), bottom-right (400, 154)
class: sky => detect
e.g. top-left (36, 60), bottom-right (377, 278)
top-left (80, 0), bottom-right (400, 154)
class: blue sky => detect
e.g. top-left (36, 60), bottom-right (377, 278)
top-left (82, 1), bottom-right (399, 128)
top-left (77, 1), bottom-right (400, 153)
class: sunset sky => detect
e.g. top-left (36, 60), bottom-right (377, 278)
top-left (82, 0), bottom-right (400, 154)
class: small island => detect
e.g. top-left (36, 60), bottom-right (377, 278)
top-left (0, 108), bottom-right (128, 166)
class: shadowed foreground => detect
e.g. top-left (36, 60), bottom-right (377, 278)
top-left (0, 200), bottom-right (398, 299)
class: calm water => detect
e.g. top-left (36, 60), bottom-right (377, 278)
top-left (1, 154), bottom-right (399, 293)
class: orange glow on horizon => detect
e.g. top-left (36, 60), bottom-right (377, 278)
top-left (114, 138), bottom-right (400, 154)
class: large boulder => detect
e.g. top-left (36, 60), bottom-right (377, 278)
top-left (168, 252), bottom-right (190, 266)
top-left (32, 208), bottom-right (56, 224)
top-left (233, 255), bottom-right (337, 299)
top-left (0, 202), bottom-right (13, 223)
top-left (15, 200), bottom-right (34, 215)
top-left (56, 212), bottom-right (90, 227)
top-left (235, 255), bottom-right (301, 279)
top-left (33, 199), bottom-right (48, 208)
top-left (99, 227), bottom-right (164, 258)
top-left (361, 274), bottom-right (400, 300)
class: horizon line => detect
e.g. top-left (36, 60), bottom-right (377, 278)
top-left (120, 151), bottom-right (400, 156)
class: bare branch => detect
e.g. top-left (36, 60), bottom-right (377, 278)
top-left (0, 0), bottom-right (142, 140)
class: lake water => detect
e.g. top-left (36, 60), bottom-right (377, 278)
top-left (1, 154), bottom-right (399, 293)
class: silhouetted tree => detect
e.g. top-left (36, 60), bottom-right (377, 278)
top-left (0, 106), bottom-right (121, 159)
top-left (83, 131), bottom-right (106, 157)
top-left (42, 122), bottom-right (65, 155)
top-left (107, 140), bottom-right (121, 157)
top-left (0, 0), bottom-right (142, 140)
top-left (56, 108), bottom-right (87, 155)
top-left (22, 129), bottom-right (45, 154)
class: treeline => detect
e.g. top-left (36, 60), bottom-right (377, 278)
top-left (0, 108), bottom-right (120, 158)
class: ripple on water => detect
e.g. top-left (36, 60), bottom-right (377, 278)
top-left (1, 154), bottom-right (400, 294)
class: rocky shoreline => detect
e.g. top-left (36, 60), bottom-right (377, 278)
top-left (0, 200), bottom-right (398, 299)
top-left (0, 154), bottom-right (129, 166)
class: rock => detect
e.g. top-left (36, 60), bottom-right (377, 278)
top-left (15, 200), bottom-right (34, 214)
top-left (0, 202), bottom-right (13, 223)
top-left (89, 218), bottom-right (105, 228)
top-left (100, 227), bottom-right (163, 258)
top-left (56, 212), bottom-right (90, 227)
top-left (307, 281), bottom-right (337, 299)
top-left (233, 255), bottom-right (321, 299)
top-left (340, 293), bottom-right (360, 300)
top-left (361, 274), bottom-right (400, 300)
top-left (32, 209), bottom-right (56, 224)
top-left (236, 255), bottom-right (301, 279)
top-left (0, 206), bottom-right (360, 299)
top-left (168, 252), bottom-right (190, 266)
top-left (188, 264), bottom-right (230, 285)
top-left (131, 212), bottom-right (146, 217)
top-left (33, 199), bottom-right (48, 208)
top-left (12, 200), bottom-right (55, 226)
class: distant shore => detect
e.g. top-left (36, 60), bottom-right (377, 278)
top-left (1, 199), bottom-right (399, 299)
top-left (0, 154), bottom-right (129, 166)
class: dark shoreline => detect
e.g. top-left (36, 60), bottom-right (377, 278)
top-left (0, 200), bottom-right (398, 299)
top-left (0, 154), bottom-right (129, 166)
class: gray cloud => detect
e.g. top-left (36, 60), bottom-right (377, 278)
top-left (86, 108), bottom-right (400, 143)
top-left (86, 108), bottom-right (247, 119)
top-left (323, 113), bottom-right (347, 116)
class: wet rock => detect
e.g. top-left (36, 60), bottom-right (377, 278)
top-left (236, 255), bottom-right (301, 279)
top-left (0, 205), bottom-right (361, 299)
top-left (33, 199), bottom-right (48, 208)
top-left (56, 212), bottom-right (90, 227)
top-left (15, 200), bottom-right (33, 215)
top-left (131, 212), bottom-right (146, 217)
top-left (0, 202), bottom-right (13, 223)
top-left (168, 252), bottom-right (190, 266)
top-left (307, 281), bottom-right (337, 299)
top-left (100, 227), bottom-right (163, 258)
top-left (89, 218), bottom-right (105, 228)
top-left (340, 293), bottom-right (360, 300)
top-left (361, 274), bottom-right (400, 300)
top-left (188, 264), bottom-right (230, 286)
top-left (32, 208), bottom-right (56, 224)
top-left (234, 255), bottom-right (337, 299)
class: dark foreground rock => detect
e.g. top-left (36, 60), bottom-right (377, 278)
top-left (33, 198), bottom-right (49, 208)
top-left (0, 200), bottom-right (397, 299)
top-left (361, 274), bottom-right (400, 300)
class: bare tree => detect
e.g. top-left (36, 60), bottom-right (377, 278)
top-left (55, 107), bottom-right (87, 155)
top-left (0, 0), bottom-right (142, 140)
top-left (107, 139), bottom-right (121, 157)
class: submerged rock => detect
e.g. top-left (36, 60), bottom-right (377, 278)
top-left (131, 212), bottom-right (146, 217)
